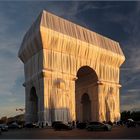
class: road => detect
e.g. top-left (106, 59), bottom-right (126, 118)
top-left (0, 126), bottom-right (140, 139)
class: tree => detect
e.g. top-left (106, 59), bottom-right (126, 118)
top-left (0, 116), bottom-right (7, 124)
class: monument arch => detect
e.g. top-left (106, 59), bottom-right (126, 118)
top-left (18, 10), bottom-right (125, 125)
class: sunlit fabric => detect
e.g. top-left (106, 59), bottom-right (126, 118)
top-left (18, 10), bottom-right (125, 125)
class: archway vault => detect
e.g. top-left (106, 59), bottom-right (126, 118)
top-left (75, 66), bottom-right (98, 122)
top-left (81, 93), bottom-right (91, 122)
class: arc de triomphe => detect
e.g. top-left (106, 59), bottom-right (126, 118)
top-left (18, 10), bottom-right (125, 125)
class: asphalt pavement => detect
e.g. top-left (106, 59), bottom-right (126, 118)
top-left (0, 125), bottom-right (140, 139)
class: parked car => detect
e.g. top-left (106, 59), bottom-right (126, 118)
top-left (86, 122), bottom-right (112, 131)
top-left (76, 122), bottom-right (87, 129)
top-left (8, 122), bottom-right (22, 129)
top-left (0, 124), bottom-right (8, 131)
top-left (136, 121), bottom-right (140, 126)
top-left (52, 121), bottom-right (63, 128)
top-left (126, 119), bottom-right (136, 128)
top-left (53, 122), bottom-right (72, 130)
top-left (107, 121), bottom-right (113, 126)
top-left (24, 123), bottom-right (39, 128)
top-left (116, 120), bottom-right (124, 126)
top-left (0, 128), bottom-right (1, 135)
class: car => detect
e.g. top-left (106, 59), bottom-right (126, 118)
top-left (24, 123), bottom-right (39, 128)
top-left (0, 124), bottom-right (8, 131)
top-left (116, 120), bottom-right (124, 126)
top-left (53, 122), bottom-right (72, 131)
top-left (52, 121), bottom-right (63, 128)
top-left (126, 119), bottom-right (136, 128)
top-left (107, 121), bottom-right (113, 126)
top-left (8, 122), bottom-right (22, 129)
top-left (86, 122), bottom-right (112, 131)
top-left (136, 121), bottom-right (140, 126)
top-left (0, 128), bottom-right (1, 135)
top-left (76, 122), bottom-right (87, 129)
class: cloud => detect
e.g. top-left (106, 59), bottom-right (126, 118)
top-left (0, 1), bottom-right (140, 117)
top-left (0, 6), bottom-right (25, 117)
top-left (78, 2), bottom-right (120, 12)
top-left (73, 2), bottom-right (140, 112)
top-left (0, 1), bottom-right (82, 118)
top-left (126, 89), bottom-right (140, 93)
top-left (121, 89), bottom-right (140, 111)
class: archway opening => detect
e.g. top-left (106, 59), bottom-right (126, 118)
top-left (81, 93), bottom-right (91, 121)
top-left (30, 87), bottom-right (38, 123)
top-left (76, 66), bottom-right (98, 122)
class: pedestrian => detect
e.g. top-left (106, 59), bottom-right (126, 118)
top-left (72, 121), bottom-right (75, 128)
top-left (46, 122), bottom-right (48, 127)
top-left (42, 122), bottom-right (44, 128)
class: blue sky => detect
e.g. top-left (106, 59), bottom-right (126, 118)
top-left (0, 1), bottom-right (140, 117)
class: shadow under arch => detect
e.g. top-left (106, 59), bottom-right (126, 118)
top-left (75, 66), bottom-right (98, 122)
top-left (81, 93), bottom-right (91, 121)
top-left (76, 66), bottom-right (98, 81)
top-left (30, 87), bottom-right (38, 123)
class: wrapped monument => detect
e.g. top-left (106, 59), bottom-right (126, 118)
top-left (18, 10), bottom-right (125, 125)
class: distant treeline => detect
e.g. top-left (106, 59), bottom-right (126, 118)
top-left (0, 114), bottom-right (24, 124)
top-left (121, 111), bottom-right (140, 121)
top-left (0, 111), bottom-right (140, 124)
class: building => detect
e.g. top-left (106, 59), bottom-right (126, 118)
top-left (18, 10), bottom-right (125, 125)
